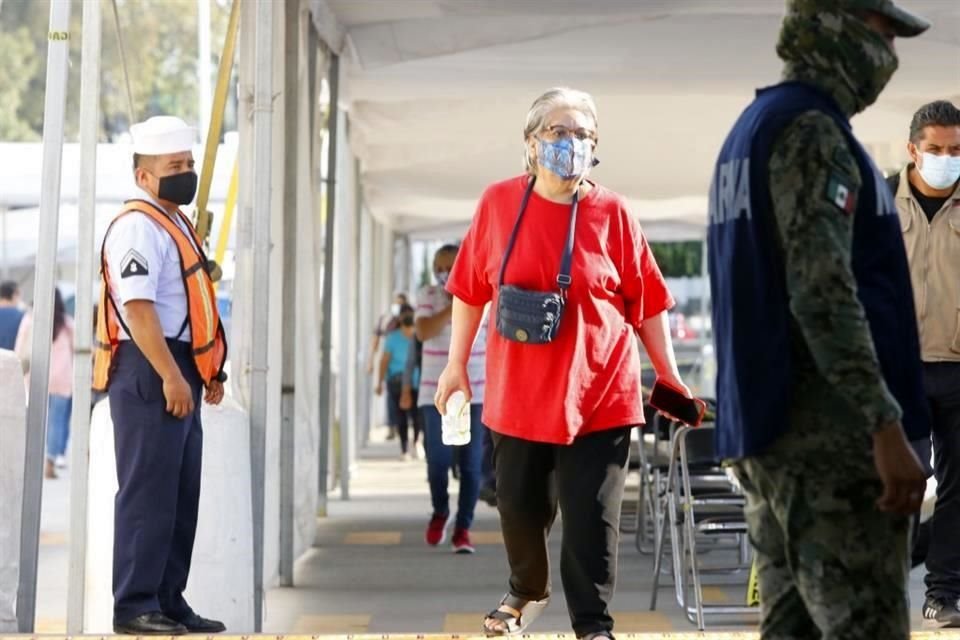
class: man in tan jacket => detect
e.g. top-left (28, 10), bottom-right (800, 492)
top-left (894, 99), bottom-right (960, 627)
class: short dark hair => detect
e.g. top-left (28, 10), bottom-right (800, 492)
top-left (132, 153), bottom-right (160, 171)
top-left (910, 100), bottom-right (960, 143)
top-left (0, 281), bottom-right (18, 300)
top-left (399, 303), bottom-right (414, 315)
top-left (435, 244), bottom-right (459, 260)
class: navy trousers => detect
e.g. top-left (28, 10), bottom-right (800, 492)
top-left (109, 340), bottom-right (203, 624)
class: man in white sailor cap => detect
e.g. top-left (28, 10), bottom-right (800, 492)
top-left (96, 115), bottom-right (228, 635)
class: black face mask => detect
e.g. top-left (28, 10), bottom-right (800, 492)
top-left (155, 170), bottom-right (198, 205)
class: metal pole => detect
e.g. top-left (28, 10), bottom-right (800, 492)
top-left (336, 114), bottom-right (353, 501)
top-left (356, 205), bottom-right (373, 448)
top-left (353, 160), bottom-right (364, 452)
top-left (197, 0), bottom-right (212, 138)
top-left (278, 0), bottom-right (298, 589)
top-left (17, 0), bottom-right (72, 632)
top-left (317, 53), bottom-right (339, 514)
top-left (66, 0), bottom-right (101, 631)
top-left (249, 0), bottom-right (274, 630)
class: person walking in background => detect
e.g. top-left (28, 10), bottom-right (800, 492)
top-left (367, 292), bottom-right (408, 374)
top-left (14, 287), bottom-right (74, 479)
top-left (414, 245), bottom-right (487, 554)
top-left (400, 333), bottom-right (426, 460)
top-left (436, 87), bottom-right (690, 638)
top-left (891, 99), bottom-right (960, 627)
top-left (0, 281), bottom-right (25, 351)
top-left (708, 2), bottom-right (930, 637)
top-left (377, 304), bottom-right (421, 459)
top-left (369, 292), bottom-right (409, 440)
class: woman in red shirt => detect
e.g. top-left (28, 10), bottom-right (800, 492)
top-left (435, 88), bottom-right (691, 640)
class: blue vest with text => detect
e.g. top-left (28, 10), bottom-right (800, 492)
top-left (707, 81), bottom-right (930, 459)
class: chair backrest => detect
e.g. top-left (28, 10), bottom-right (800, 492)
top-left (678, 425), bottom-right (720, 466)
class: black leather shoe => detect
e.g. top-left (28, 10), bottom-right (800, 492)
top-left (114, 612), bottom-right (188, 635)
top-left (177, 612), bottom-right (226, 633)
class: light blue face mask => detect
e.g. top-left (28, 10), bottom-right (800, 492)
top-left (537, 137), bottom-right (594, 180)
top-left (918, 152), bottom-right (960, 190)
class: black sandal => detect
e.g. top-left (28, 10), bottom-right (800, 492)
top-left (482, 593), bottom-right (549, 636)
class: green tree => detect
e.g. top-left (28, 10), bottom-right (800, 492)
top-left (0, 26), bottom-right (40, 140)
top-left (649, 241), bottom-right (703, 278)
top-left (0, 0), bottom-right (234, 142)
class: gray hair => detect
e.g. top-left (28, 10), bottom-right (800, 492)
top-left (523, 87), bottom-right (599, 175)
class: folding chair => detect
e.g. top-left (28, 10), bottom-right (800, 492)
top-left (649, 424), bottom-right (758, 630)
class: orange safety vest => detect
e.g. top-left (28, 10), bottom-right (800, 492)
top-left (93, 200), bottom-right (228, 392)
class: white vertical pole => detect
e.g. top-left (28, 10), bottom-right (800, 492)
top-left (66, 0), bottom-right (101, 631)
top-left (197, 0), bottom-right (212, 137)
top-left (335, 109), bottom-right (353, 500)
top-left (278, 0), bottom-right (298, 589)
top-left (17, 0), bottom-right (72, 632)
top-left (249, 0), bottom-right (274, 631)
top-left (356, 206), bottom-right (374, 447)
top-left (317, 54), bottom-right (340, 512)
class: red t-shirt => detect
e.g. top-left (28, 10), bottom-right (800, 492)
top-left (447, 175), bottom-right (675, 444)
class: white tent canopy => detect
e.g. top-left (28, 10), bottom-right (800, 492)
top-left (312, 0), bottom-right (960, 240)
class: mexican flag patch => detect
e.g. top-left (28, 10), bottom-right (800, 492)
top-left (825, 173), bottom-right (857, 214)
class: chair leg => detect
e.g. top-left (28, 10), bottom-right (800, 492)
top-left (678, 430), bottom-right (707, 631)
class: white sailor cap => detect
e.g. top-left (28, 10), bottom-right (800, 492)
top-left (130, 116), bottom-right (196, 155)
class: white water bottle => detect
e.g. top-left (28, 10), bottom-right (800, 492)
top-left (442, 390), bottom-right (472, 446)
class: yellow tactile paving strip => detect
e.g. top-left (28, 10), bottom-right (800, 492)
top-left (292, 615), bottom-right (373, 634)
top-left (470, 531), bottom-right (504, 545)
top-left (340, 531), bottom-right (504, 545)
top-left (343, 532), bottom-right (403, 545)
top-left (39, 531), bottom-right (68, 546)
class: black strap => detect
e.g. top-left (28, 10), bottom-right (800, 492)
top-left (497, 176), bottom-right (580, 293)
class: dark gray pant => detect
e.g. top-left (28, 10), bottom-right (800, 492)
top-left (492, 427), bottom-right (631, 637)
top-left (924, 361), bottom-right (960, 601)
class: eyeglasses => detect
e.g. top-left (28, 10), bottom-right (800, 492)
top-left (539, 125), bottom-right (597, 142)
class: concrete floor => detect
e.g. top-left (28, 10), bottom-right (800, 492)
top-left (31, 429), bottom-right (938, 636)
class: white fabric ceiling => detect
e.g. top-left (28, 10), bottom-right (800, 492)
top-left (314, 0), bottom-right (960, 241)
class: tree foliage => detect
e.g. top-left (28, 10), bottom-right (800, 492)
top-left (649, 240), bottom-right (703, 278)
top-left (0, 0), bottom-right (234, 142)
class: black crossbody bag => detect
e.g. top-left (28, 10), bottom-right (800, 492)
top-left (495, 176), bottom-right (579, 344)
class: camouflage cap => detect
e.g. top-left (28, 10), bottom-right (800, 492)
top-left (789, 0), bottom-right (930, 37)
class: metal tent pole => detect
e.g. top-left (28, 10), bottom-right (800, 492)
top-left (249, 0), bottom-right (274, 630)
top-left (66, 0), bottom-right (101, 631)
top-left (335, 113), bottom-right (354, 501)
top-left (278, 0), bottom-right (298, 589)
top-left (317, 52), bottom-right (340, 514)
top-left (17, 0), bottom-right (72, 632)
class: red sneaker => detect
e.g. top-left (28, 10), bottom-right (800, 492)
top-left (451, 527), bottom-right (475, 554)
top-left (425, 512), bottom-right (453, 546)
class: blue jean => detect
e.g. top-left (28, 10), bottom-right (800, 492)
top-left (47, 394), bottom-right (72, 459)
top-left (420, 404), bottom-right (485, 530)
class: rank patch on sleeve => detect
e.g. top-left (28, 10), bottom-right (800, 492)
top-left (825, 173), bottom-right (857, 215)
top-left (120, 250), bottom-right (149, 278)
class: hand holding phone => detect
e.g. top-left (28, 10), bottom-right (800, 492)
top-left (649, 379), bottom-right (707, 427)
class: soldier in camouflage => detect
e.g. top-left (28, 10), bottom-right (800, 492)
top-left (707, 1), bottom-right (932, 637)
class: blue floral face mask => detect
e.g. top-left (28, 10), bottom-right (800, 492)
top-left (537, 137), bottom-right (594, 180)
